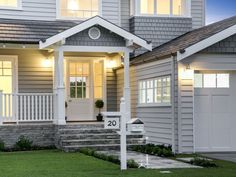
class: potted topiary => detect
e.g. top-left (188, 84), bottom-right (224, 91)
top-left (95, 99), bottom-right (104, 121)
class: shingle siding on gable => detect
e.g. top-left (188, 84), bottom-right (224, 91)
top-left (130, 16), bottom-right (192, 56)
top-left (66, 26), bottom-right (126, 47)
top-left (202, 34), bottom-right (236, 53)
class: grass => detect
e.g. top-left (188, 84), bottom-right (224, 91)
top-left (0, 150), bottom-right (236, 177)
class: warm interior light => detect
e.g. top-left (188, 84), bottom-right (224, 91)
top-left (42, 58), bottom-right (52, 68)
top-left (68, 0), bottom-right (79, 11)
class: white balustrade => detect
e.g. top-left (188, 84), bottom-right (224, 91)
top-left (0, 93), bottom-right (55, 123)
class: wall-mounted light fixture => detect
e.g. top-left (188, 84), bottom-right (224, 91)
top-left (106, 59), bottom-right (116, 69)
top-left (180, 64), bottom-right (194, 80)
top-left (42, 58), bottom-right (52, 68)
top-left (68, 0), bottom-right (79, 11)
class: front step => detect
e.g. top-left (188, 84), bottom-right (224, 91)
top-left (56, 124), bottom-right (145, 152)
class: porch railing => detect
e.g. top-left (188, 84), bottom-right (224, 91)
top-left (0, 92), bottom-right (55, 123)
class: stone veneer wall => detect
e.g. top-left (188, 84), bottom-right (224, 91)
top-left (0, 124), bottom-right (55, 148)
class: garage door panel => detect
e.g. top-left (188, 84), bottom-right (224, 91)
top-left (194, 95), bottom-right (210, 113)
top-left (211, 113), bottom-right (231, 149)
top-left (195, 113), bottom-right (210, 150)
top-left (212, 95), bottom-right (230, 113)
top-left (194, 72), bottom-right (236, 152)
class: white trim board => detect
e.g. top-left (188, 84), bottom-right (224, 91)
top-left (177, 24), bottom-right (236, 61)
top-left (39, 16), bottom-right (152, 51)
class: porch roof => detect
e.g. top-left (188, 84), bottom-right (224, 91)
top-left (131, 15), bottom-right (236, 65)
top-left (0, 18), bottom-right (77, 44)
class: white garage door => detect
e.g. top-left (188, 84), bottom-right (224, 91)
top-left (194, 72), bottom-right (236, 152)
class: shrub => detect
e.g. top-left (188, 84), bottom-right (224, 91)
top-left (127, 159), bottom-right (139, 168)
top-left (190, 157), bottom-right (218, 168)
top-left (132, 144), bottom-right (174, 157)
top-left (79, 148), bottom-right (139, 168)
top-left (0, 139), bottom-right (5, 151)
top-left (14, 136), bottom-right (33, 151)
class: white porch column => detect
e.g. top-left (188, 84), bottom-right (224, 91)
top-left (0, 90), bottom-right (2, 125)
top-left (123, 51), bottom-right (131, 121)
top-left (54, 49), bottom-right (66, 125)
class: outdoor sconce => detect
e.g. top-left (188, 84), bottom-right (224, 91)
top-left (42, 58), bottom-right (52, 68)
top-left (106, 59), bottom-right (116, 69)
top-left (180, 64), bottom-right (194, 80)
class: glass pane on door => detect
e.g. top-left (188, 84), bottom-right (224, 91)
top-left (94, 61), bottom-right (103, 99)
top-left (69, 62), bottom-right (90, 99)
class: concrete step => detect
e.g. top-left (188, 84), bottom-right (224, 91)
top-left (61, 138), bottom-right (145, 146)
top-left (58, 128), bottom-right (117, 134)
top-left (63, 144), bottom-right (139, 152)
top-left (58, 124), bottom-right (104, 129)
top-left (59, 133), bottom-right (143, 140)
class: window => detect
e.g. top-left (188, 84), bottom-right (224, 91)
top-left (139, 76), bottom-right (171, 105)
top-left (140, 0), bottom-right (154, 15)
top-left (132, 0), bottom-right (189, 17)
top-left (194, 73), bottom-right (230, 88)
top-left (59, 0), bottom-right (99, 19)
top-left (0, 61), bottom-right (12, 94)
top-left (69, 62), bottom-right (90, 99)
top-left (0, 0), bottom-right (21, 9)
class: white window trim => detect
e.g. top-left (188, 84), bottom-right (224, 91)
top-left (0, 0), bottom-right (22, 10)
top-left (56, 0), bottom-right (102, 20)
top-left (132, 0), bottom-right (191, 18)
top-left (138, 76), bottom-right (171, 107)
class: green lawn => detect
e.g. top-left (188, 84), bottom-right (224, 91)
top-left (0, 150), bottom-right (236, 177)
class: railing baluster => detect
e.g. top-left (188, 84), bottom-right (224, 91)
top-left (39, 96), bottom-right (42, 121)
top-left (35, 95), bottom-right (39, 121)
top-left (42, 96), bottom-right (45, 121)
top-left (50, 95), bottom-right (53, 120)
top-left (32, 95), bottom-right (34, 121)
top-left (24, 95), bottom-right (26, 121)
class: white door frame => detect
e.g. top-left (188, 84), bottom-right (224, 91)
top-left (65, 56), bottom-right (106, 121)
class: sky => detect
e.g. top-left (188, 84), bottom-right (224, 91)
top-left (206, 0), bottom-right (236, 24)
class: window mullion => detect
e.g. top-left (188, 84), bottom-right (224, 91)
top-left (170, 0), bottom-right (173, 16)
top-left (154, 0), bottom-right (157, 15)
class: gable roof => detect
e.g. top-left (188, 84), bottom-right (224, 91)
top-left (39, 16), bottom-right (152, 50)
top-left (131, 16), bottom-right (236, 65)
top-left (0, 18), bottom-right (76, 44)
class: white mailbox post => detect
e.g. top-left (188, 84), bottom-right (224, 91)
top-left (102, 98), bottom-right (127, 170)
top-left (102, 98), bottom-right (145, 170)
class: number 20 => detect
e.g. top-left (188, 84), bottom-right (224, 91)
top-left (108, 120), bottom-right (117, 126)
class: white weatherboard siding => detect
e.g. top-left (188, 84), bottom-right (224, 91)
top-left (191, 0), bottom-right (205, 29)
top-left (0, 0), bottom-right (56, 21)
top-left (178, 54), bottom-right (236, 153)
top-left (120, 0), bottom-right (130, 31)
top-left (0, 0), bottom-right (120, 25)
top-left (102, 0), bottom-right (120, 25)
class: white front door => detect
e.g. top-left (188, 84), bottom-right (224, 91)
top-left (66, 58), bottom-right (105, 121)
top-left (67, 61), bottom-right (93, 121)
top-left (194, 71), bottom-right (236, 152)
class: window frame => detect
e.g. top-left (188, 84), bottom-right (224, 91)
top-left (138, 76), bottom-right (172, 107)
top-left (0, 0), bottom-right (22, 10)
top-left (131, 0), bottom-right (191, 18)
top-left (56, 0), bottom-right (102, 20)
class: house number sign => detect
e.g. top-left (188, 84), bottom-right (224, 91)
top-left (104, 117), bottom-right (120, 129)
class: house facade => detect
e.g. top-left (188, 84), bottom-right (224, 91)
top-left (3, 0), bottom-right (235, 154)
